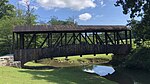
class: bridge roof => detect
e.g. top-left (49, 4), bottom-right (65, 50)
top-left (13, 25), bottom-right (129, 33)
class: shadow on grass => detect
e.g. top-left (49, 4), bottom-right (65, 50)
top-left (19, 66), bottom-right (116, 84)
top-left (23, 65), bottom-right (57, 70)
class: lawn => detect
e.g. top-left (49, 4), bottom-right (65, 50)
top-left (0, 66), bottom-right (117, 84)
top-left (0, 54), bottom-right (117, 84)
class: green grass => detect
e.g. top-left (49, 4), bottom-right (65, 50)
top-left (39, 54), bottom-right (112, 67)
top-left (0, 54), bottom-right (116, 84)
top-left (0, 66), bottom-right (117, 84)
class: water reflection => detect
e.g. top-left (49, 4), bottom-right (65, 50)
top-left (83, 65), bottom-right (150, 84)
top-left (84, 65), bottom-right (115, 76)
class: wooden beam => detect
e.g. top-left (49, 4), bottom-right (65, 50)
top-left (20, 33), bottom-right (24, 49)
top-left (73, 33), bottom-right (76, 44)
top-left (106, 33), bottom-right (114, 44)
top-left (16, 33), bottom-right (19, 49)
top-left (65, 33), bottom-right (67, 45)
top-left (50, 33), bottom-right (52, 47)
top-left (118, 32), bottom-right (124, 44)
top-left (54, 33), bottom-right (65, 47)
top-left (129, 30), bottom-right (132, 46)
top-left (105, 32), bottom-right (108, 55)
top-left (12, 33), bottom-right (15, 51)
top-left (105, 32), bottom-right (108, 45)
top-left (48, 33), bottom-right (50, 47)
top-left (93, 32), bottom-right (95, 44)
top-left (86, 33), bottom-right (93, 44)
top-left (53, 34), bottom-right (62, 47)
top-left (67, 33), bottom-right (74, 44)
top-left (125, 30), bottom-right (128, 44)
top-left (74, 33), bottom-right (81, 44)
top-left (95, 32), bottom-right (98, 44)
top-left (95, 33), bottom-right (104, 45)
top-left (114, 32), bottom-right (116, 44)
top-left (79, 33), bottom-right (81, 44)
top-left (34, 33), bottom-right (36, 48)
top-left (27, 33), bottom-right (36, 49)
top-left (40, 34), bottom-right (49, 48)
top-left (81, 33), bottom-right (89, 44)
top-left (116, 32), bottom-right (119, 44)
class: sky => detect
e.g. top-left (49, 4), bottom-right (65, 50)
top-left (9, 0), bottom-right (130, 25)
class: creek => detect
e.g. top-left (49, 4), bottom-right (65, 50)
top-left (83, 65), bottom-right (150, 84)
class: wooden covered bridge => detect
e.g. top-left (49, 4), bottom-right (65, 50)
top-left (13, 25), bottom-right (132, 66)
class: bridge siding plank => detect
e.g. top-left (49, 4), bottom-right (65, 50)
top-left (14, 44), bottom-right (131, 65)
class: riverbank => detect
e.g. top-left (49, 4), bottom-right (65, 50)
top-left (0, 54), bottom-right (117, 84)
top-left (35, 54), bottom-right (112, 67)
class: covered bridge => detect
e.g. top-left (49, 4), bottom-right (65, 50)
top-left (13, 25), bottom-right (132, 66)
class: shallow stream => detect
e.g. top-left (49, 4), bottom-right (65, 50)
top-left (83, 65), bottom-right (150, 84)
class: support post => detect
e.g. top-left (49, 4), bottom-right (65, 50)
top-left (79, 33), bottom-right (81, 44)
top-left (73, 33), bottom-right (75, 44)
top-left (16, 33), bottom-right (19, 49)
top-left (34, 33), bottom-right (36, 48)
top-left (125, 30), bottom-right (128, 44)
top-left (50, 33), bottom-right (52, 47)
top-left (117, 32), bottom-right (119, 44)
top-left (20, 33), bottom-right (24, 49)
top-left (114, 32), bottom-right (116, 44)
top-left (12, 33), bottom-right (15, 53)
top-left (105, 32), bottom-right (108, 45)
top-left (93, 32), bottom-right (96, 56)
top-left (105, 32), bottom-right (108, 55)
top-left (95, 32), bottom-right (98, 44)
top-left (129, 30), bottom-right (132, 47)
top-left (48, 33), bottom-right (50, 47)
top-left (65, 33), bottom-right (68, 58)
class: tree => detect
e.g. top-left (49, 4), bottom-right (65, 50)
top-left (115, 0), bottom-right (149, 18)
top-left (0, 0), bottom-right (15, 19)
top-left (48, 16), bottom-right (76, 25)
top-left (116, 0), bottom-right (150, 41)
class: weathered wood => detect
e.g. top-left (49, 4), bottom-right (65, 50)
top-left (106, 33), bottom-right (114, 44)
top-left (27, 34), bottom-right (36, 49)
top-left (14, 44), bottom-right (131, 66)
top-left (20, 33), bottom-right (24, 49)
top-left (117, 32), bottom-right (124, 44)
top-left (40, 34), bottom-right (49, 48)
top-left (13, 25), bottom-right (132, 67)
top-left (125, 30), bottom-right (128, 44)
top-left (13, 25), bottom-right (129, 33)
top-left (95, 33), bottom-right (104, 45)
top-left (129, 30), bottom-right (132, 46)
top-left (114, 32), bottom-right (116, 44)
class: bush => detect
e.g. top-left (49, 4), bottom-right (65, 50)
top-left (125, 47), bottom-right (150, 71)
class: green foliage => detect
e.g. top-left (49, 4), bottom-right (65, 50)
top-left (115, 0), bottom-right (147, 18)
top-left (0, 15), bottom-right (26, 55)
top-left (0, 2), bottom-right (37, 55)
top-left (48, 16), bottom-right (76, 25)
top-left (116, 1), bottom-right (150, 43)
top-left (125, 47), bottom-right (150, 71)
top-left (0, 0), bottom-right (15, 19)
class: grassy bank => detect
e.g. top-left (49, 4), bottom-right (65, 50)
top-left (38, 54), bottom-right (112, 67)
top-left (0, 66), bottom-right (116, 84)
top-left (0, 54), bottom-right (117, 84)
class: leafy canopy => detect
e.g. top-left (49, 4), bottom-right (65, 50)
top-left (0, 0), bottom-right (15, 19)
top-left (116, 0), bottom-right (150, 41)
